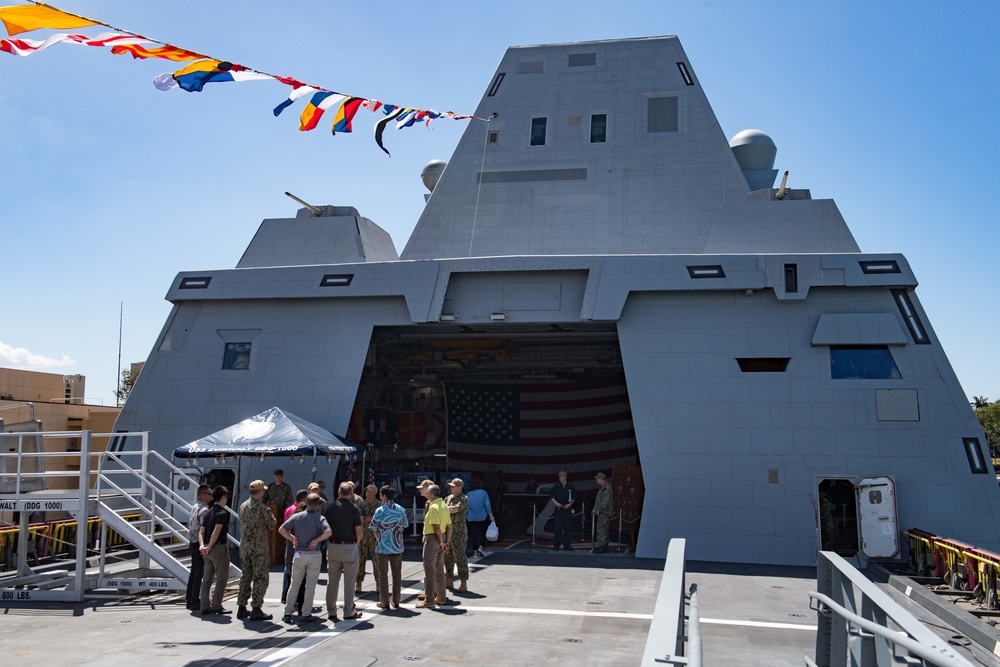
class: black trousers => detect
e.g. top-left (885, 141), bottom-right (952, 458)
top-left (186, 542), bottom-right (204, 606)
top-left (467, 519), bottom-right (489, 553)
top-left (553, 509), bottom-right (572, 548)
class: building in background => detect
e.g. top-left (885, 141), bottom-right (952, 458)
top-left (1, 367), bottom-right (120, 490)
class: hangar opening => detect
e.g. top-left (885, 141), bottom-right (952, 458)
top-left (347, 321), bottom-right (641, 544)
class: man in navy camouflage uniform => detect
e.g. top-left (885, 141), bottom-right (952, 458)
top-left (592, 472), bottom-right (614, 553)
top-left (444, 478), bottom-right (470, 591)
top-left (237, 479), bottom-right (276, 620)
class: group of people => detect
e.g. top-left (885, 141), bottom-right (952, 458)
top-left (182, 467), bottom-right (613, 624)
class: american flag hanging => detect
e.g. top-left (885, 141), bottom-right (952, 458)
top-left (445, 378), bottom-right (637, 492)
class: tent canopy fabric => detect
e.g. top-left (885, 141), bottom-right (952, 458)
top-left (173, 407), bottom-right (359, 458)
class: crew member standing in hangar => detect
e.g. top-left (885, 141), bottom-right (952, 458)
top-left (549, 471), bottom-right (575, 551)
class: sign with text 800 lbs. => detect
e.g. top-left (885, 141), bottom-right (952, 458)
top-left (0, 499), bottom-right (79, 512)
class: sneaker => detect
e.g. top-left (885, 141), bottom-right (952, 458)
top-left (207, 608), bottom-right (232, 615)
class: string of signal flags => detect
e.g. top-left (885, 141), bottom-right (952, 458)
top-left (0, 1), bottom-right (487, 156)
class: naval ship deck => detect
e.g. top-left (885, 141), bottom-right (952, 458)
top-left (1, 542), bottom-right (820, 666)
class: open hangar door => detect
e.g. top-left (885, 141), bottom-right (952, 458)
top-left (347, 322), bottom-right (641, 542)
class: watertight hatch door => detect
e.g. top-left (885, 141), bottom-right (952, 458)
top-left (857, 476), bottom-right (898, 559)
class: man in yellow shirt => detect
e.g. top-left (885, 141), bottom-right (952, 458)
top-left (416, 484), bottom-right (452, 609)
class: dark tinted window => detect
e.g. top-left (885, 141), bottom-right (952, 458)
top-left (830, 346), bottom-right (900, 379)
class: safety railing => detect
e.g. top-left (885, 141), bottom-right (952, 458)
top-left (810, 550), bottom-right (974, 666)
top-left (641, 538), bottom-right (701, 667)
top-left (903, 528), bottom-right (1000, 607)
top-left (0, 429), bottom-right (241, 601)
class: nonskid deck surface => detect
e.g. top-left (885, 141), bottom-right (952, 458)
top-left (0, 542), bottom-right (820, 666)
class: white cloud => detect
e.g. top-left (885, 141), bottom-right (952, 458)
top-left (0, 341), bottom-right (76, 369)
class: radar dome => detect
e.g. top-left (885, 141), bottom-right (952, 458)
top-left (729, 129), bottom-right (776, 172)
top-left (421, 159), bottom-right (447, 192)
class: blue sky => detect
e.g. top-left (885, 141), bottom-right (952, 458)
top-left (1, 1), bottom-right (998, 406)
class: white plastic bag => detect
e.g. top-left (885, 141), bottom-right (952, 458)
top-left (486, 519), bottom-right (499, 542)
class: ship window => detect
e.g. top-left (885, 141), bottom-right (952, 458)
top-left (860, 260), bottom-right (901, 274)
top-left (222, 342), bottom-right (252, 371)
top-left (530, 117), bottom-right (547, 146)
top-left (487, 130), bottom-right (499, 144)
top-left (648, 96), bottom-right (678, 133)
top-left (784, 264), bottom-right (798, 293)
top-left (830, 346), bottom-right (901, 380)
top-left (590, 114), bottom-right (607, 143)
top-left (737, 358), bottom-right (790, 372)
top-left (676, 62), bottom-right (694, 86)
top-left (179, 276), bottom-right (212, 289)
top-left (320, 274), bottom-right (354, 287)
top-left (569, 53), bottom-right (596, 67)
top-left (686, 265), bottom-right (725, 279)
top-left (964, 437), bottom-right (989, 474)
top-left (487, 72), bottom-right (506, 97)
top-left (892, 289), bottom-right (930, 345)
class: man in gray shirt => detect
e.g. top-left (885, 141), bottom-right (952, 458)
top-left (278, 493), bottom-right (331, 624)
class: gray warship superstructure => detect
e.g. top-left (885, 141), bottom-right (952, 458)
top-left (112, 36), bottom-right (999, 566)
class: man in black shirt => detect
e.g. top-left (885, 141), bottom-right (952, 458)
top-left (324, 482), bottom-right (363, 622)
top-left (199, 486), bottom-right (233, 614)
top-left (548, 471), bottom-right (575, 551)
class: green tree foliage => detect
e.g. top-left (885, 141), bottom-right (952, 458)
top-left (115, 367), bottom-right (139, 407)
top-left (972, 397), bottom-right (1000, 458)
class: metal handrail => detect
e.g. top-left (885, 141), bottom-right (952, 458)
top-left (641, 538), bottom-right (700, 667)
top-left (810, 592), bottom-right (971, 667)
top-left (812, 551), bottom-right (974, 667)
top-left (94, 450), bottom-right (239, 548)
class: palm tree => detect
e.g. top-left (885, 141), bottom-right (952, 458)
top-left (972, 396), bottom-right (991, 410)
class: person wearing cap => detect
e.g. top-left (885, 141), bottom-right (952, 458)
top-left (416, 484), bottom-right (452, 609)
top-left (592, 472), bottom-right (614, 554)
top-left (316, 480), bottom-right (329, 502)
top-left (355, 483), bottom-right (382, 594)
top-left (236, 479), bottom-right (277, 620)
top-left (263, 469), bottom-right (293, 509)
top-left (549, 471), bottom-right (575, 550)
top-left (444, 477), bottom-right (470, 592)
top-left (414, 478), bottom-right (435, 602)
top-left (307, 482), bottom-right (328, 514)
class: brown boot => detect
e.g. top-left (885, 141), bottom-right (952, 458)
top-left (446, 577), bottom-right (454, 590)
top-left (459, 579), bottom-right (468, 592)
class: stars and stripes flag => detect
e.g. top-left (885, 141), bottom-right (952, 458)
top-left (444, 378), bottom-right (638, 492)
